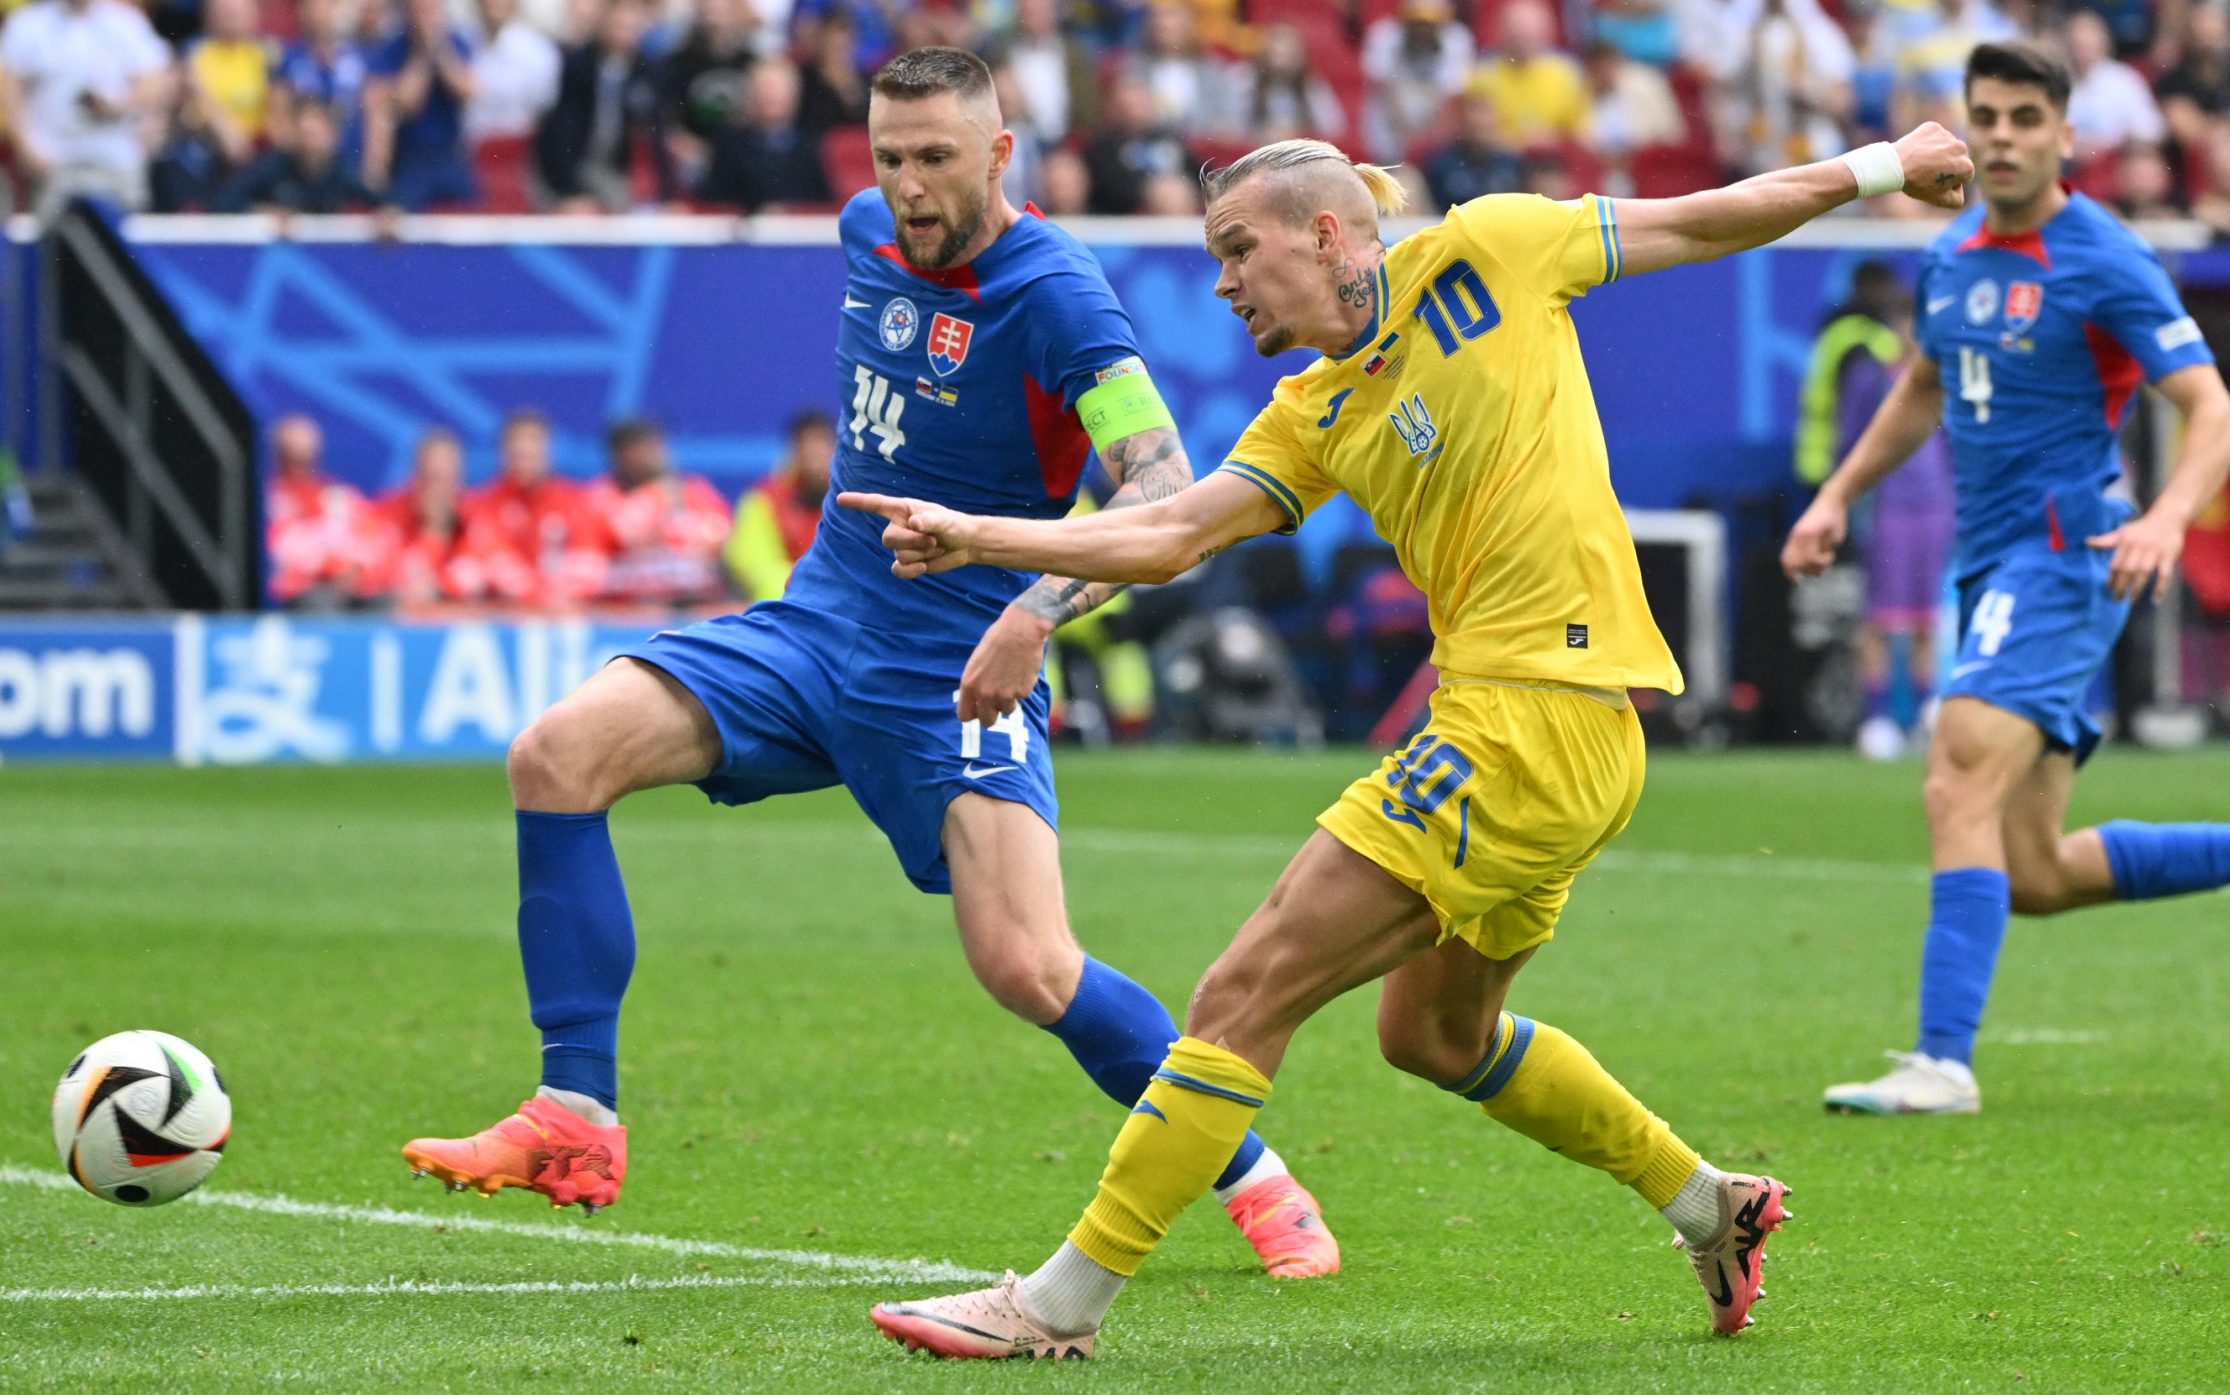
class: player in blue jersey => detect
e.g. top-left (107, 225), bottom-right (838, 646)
top-left (1784, 42), bottom-right (2230, 1115)
top-left (399, 47), bottom-right (1341, 1275)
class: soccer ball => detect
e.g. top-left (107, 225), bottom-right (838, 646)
top-left (52, 1031), bottom-right (231, 1206)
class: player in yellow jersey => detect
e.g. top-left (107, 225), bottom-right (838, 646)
top-left (844, 124), bottom-right (1973, 1357)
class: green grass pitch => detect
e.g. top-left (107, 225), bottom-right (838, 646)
top-left (2, 748), bottom-right (2226, 1392)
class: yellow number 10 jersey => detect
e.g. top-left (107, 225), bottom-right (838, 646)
top-left (1217, 193), bottom-right (1683, 694)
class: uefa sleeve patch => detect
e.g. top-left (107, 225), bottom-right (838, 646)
top-left (1094, 355), bottom-right (1148, 385)
top-left (2156, 317), bottom-right (2204, 351)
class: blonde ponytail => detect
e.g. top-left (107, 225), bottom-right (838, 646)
top-left (1351, 161), bottom-right (1409, 218)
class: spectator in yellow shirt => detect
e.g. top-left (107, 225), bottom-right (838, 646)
top-left (190, 0), bottom-right (274, 165)
top-left (1465, 0), bottom-right (1588, 147)
top-left (726, 410), bottom-right (833, 602)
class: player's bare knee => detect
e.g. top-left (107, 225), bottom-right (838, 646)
top-left (971, 942), bottom-right (1073, 1024)
top-left (2007, 858), bottom-right (2078, 916)
top-left (508, 708), bottom-right (611, 812)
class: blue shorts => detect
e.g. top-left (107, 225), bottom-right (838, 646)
top-left (1944, 547), bottom-right (2130, 764)
top-left (620, 601), bottom-right (1057, 893)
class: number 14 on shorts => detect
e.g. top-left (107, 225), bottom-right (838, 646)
top-left (1381, 732), bottom-right (1475, 869)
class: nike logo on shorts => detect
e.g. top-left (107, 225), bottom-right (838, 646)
top-left (962, 762), bottom-right (1016, 780)
top-left (1950, 661), bottom-right (1991, 679)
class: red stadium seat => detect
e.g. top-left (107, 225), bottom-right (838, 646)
top-left (821, 124), bottom-right (877, 201)
top-left (1630, 142), bottom-right (1723, 198)
top-left (472, 136), bottom-right (535, 214)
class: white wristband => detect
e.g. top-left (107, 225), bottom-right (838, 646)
top-left (1840, 142), bottom-right (1906, 199)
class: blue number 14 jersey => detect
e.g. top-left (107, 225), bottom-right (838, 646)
top-left (1915, 189), bottom-right (2214, 574)
top-left (779, 190), bottom-right (1149, 648)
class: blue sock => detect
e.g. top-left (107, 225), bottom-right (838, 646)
top-left (516, 810), bottom-right (635, 1111)
top-left (2098, 820), bottom-right (2230, 901)
top-left (1045, 957), bottom-right (1268, 1191)
top-left (1914, 867), bottom-right (2011, 1065)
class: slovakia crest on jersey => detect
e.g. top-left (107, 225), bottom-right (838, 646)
top-left (2005, 281), bottom-right (2043, 333)
top-left (927, 312), bottom-right (974, 376)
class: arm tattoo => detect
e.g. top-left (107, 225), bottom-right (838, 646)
top-left (1012, 426), bottom-right (1197, 627)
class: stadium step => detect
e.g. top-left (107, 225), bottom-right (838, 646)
top-left (0, 476), bottom-right (165, 612)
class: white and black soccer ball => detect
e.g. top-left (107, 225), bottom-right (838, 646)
top-left (52, 1031), bottom-right (231, 1206)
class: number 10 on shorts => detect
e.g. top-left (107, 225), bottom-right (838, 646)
top-left (1381, 733), bottom-right (1475, 868)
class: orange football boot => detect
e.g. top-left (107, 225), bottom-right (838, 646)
top-left (1223, 1174), bottom-right (1341, 1278)
top-left (402, 1095), bottom-right (626, 1214)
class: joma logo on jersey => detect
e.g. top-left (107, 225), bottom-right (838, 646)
top-left (927, 313), bottom-right (974, 376)
top-left (1388, 394), bottom-right (1437, 457)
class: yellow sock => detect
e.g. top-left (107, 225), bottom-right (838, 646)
top-left (1069, 1036), bottom-right (1270, 1276)
top-left (1456, 1013), bottom-right (1700, 1209)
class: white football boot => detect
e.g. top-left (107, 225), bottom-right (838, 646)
top-left (1823, 1051), bottom-right (1980, 1115)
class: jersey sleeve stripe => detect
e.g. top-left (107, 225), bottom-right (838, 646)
top-left (1217, 461), bottom-right (1304, 533)
top-left (1594, 196), bottom-right (1621, 284)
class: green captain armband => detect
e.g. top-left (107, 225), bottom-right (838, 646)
top-left (1078, 357), bottom-right (1177, 453)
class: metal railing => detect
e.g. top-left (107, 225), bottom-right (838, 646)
top-left (38, 201), bottom-right (255, 610)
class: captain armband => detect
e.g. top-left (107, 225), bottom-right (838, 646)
top-left (1078, 357), bottom-right (1178, 454)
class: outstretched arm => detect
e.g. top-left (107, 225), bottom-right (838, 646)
top-left (951, 425), bottom-right (1198, 721)
top-left (843, 469), bottom-right (1287, 587)
top-left (1783, 356), bottom-right (1946, 579)
top-left (2087, 362), bottom-right (2230, 600)
top-left (1616, 124), bottom-right (1973, 276)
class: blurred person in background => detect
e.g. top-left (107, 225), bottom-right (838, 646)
top-left (1121, 0), bottom-right (1232, 139)
top-left (535, 0), bottom-right (671, 211)
top-left (216, 95), bottom-right (382, 210)
top-left (1082, 76), bottom-right (1187, 213)
top-left (467, 0), bottom-right (561, 143)
top-left (1794, 259), bottom-right (1953, 760)
top-left (1887, 0), bottom-right (2015, 133)
top-left (1038, 142), bottom-right (1089, 215)
top-left (1467, 0), bottom-right (1589, 148)
top-left (1581, 37), bottom-right (1684, 195)
top-left (1359, 0), bottom-right (1472, 163)
top-left (367, 426), bottom-right (483, 606)
top-left (797, 6), bottom-right (871, 132)
top-left (0, 0), bottom-right (172, 217)
top-left (1593, 0), bottom-right (1679, 68)
top-left (1137, 166), bottom-right (1198, 214)
top-left (364, 0), bottom-right (480, 210)
top-left (2192, 120), bottom-right (2230, 235)
top-left (269, 0), bottom-right (370, 154)
top-left (187, 0), bottom-right (274, 170)
top-left (584, 416), bottom-right (730, 606)
top-left (991, 59), bottom-right (1043, 206)
top-left (1238, 22), bottom-right (1342, 144)
top-left (2065, 8), bottom-right (2163, 162)
top-left (266, 413), bottom-right (375, 608)
top-left (464, 408), bottom-right (604, 607)
top-left (2154, 1), bottom-right (2229, 193)
top-left (725, 407), bottom-right (831, 602)
top-left (2109, 140), bottom-right (2182, 218)
top-left (656, 0), bottom-right (753, 181)
top-left (699, 55), bottom-right (831, 210)
top-left (999, 0), bottom-right (1088, 145)
top-left (794, 0), bottom-right (900, 73)
top-left (1420, 92), bottom-right (1524, 209)
top-left (151, 71), bottom-right (240, 210)
top-left (1721, 0), bottom-right (1854, 176)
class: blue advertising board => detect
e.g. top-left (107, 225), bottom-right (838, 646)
top-left (0, 616), bottom-right (658, 764)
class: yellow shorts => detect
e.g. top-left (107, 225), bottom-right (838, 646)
top-left (1317, 677), bottom-right (1647, 960)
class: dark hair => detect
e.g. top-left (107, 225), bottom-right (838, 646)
top-left (787, 408), bottom-right (836, 438)
top-left (872, 46), bottom-right (994, 104)
top-left (501, 407), bottom-right (549, 435)
top-left (606, 416), bottom-right (663, 451)
top-left (1966, 41), bottom-right (2071, 112)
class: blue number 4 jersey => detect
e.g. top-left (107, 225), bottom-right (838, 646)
top-left (780, 190), bottom-right (1149, 648)
top-left (1916, 189), bottom-right (2214, 574)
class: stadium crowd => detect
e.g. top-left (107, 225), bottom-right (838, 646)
top-left (264, 408), bottom-right (834, 609)
top-left (1, 0), bottom-right (2227, 226)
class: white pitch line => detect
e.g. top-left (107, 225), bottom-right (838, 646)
top-left (0, 1272), bottom-right (899, 1304)
top-left (0, 1165), bottom-right (992, 1284)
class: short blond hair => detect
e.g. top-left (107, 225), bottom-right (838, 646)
top-left (1199, 139), bottom-right (1409, 224)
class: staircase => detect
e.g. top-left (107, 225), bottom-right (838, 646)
top-left (0, 474), bottom-right (165, 611)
